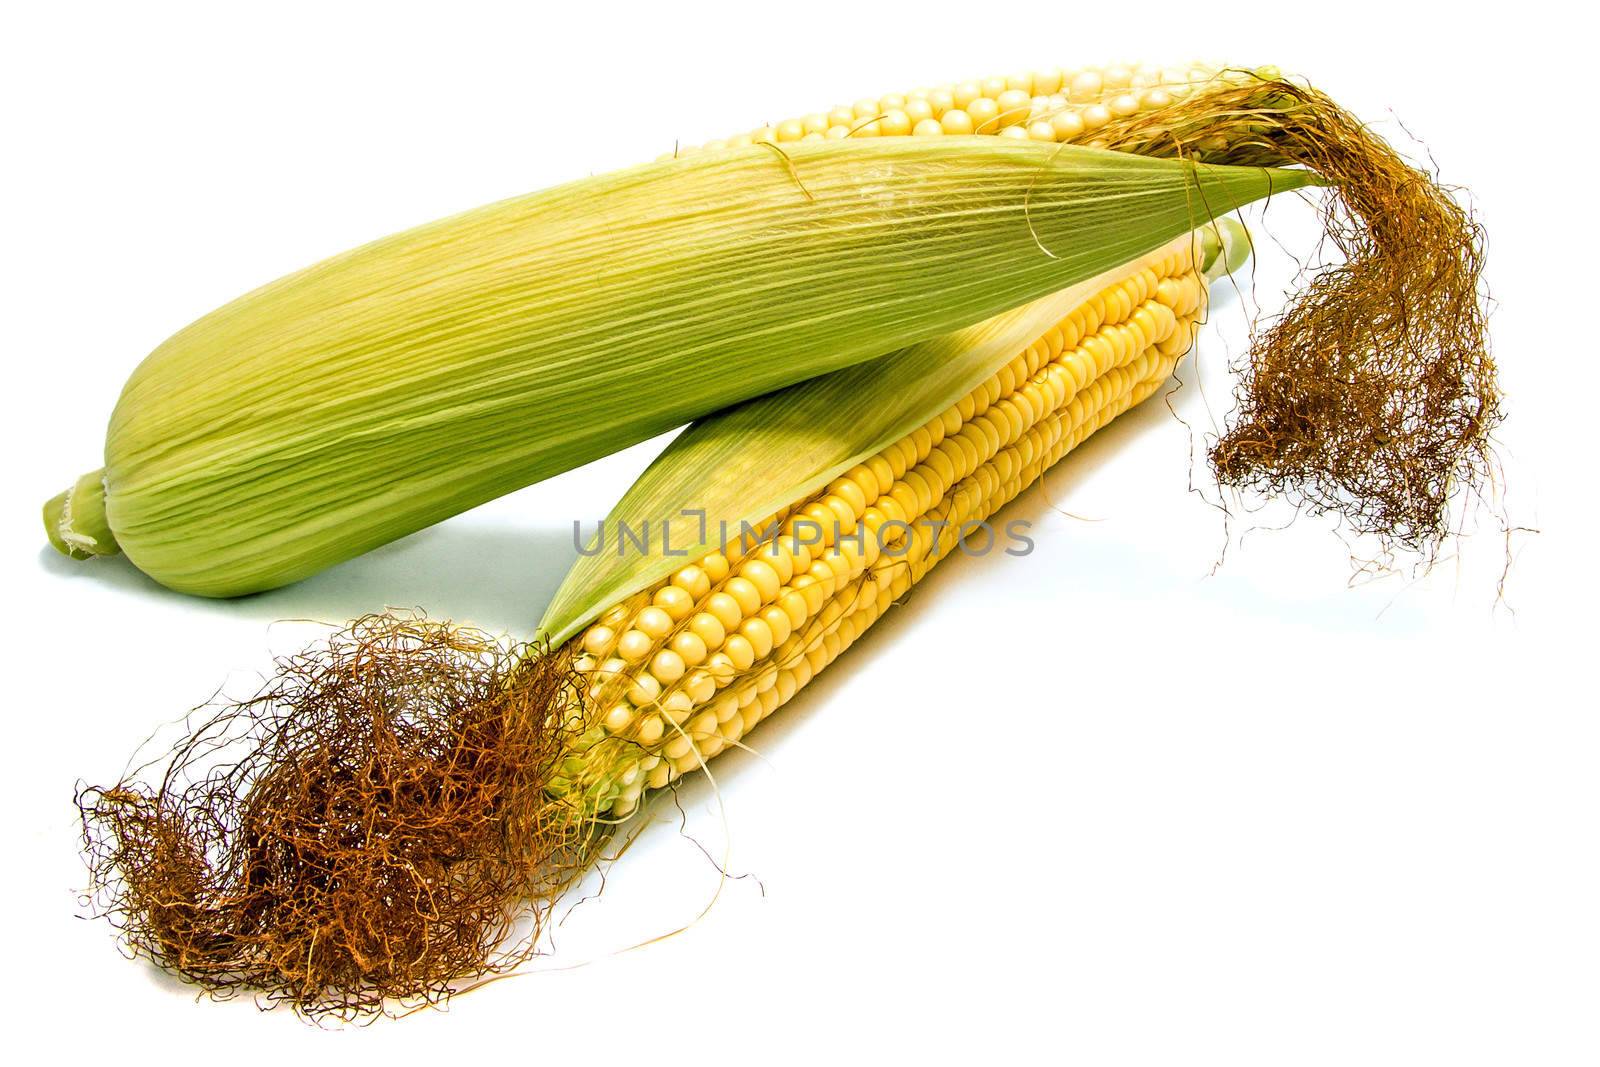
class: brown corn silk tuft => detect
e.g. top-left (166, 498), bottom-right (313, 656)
top-left (79, 71), bottom-right (1499, 1017)
top-left (79, 616), bottom-right (595, 1019)
top-left (1098, 74), bottom-right (1497, 549)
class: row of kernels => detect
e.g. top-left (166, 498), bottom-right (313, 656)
top-left (951, 419), bottom-right (1058, 551)
top-left (579, 559), bottom-right (711, 664)
top-left (638, 525), bottom-right (866, 732)
top-left (785, 357), bottom-right (1046, 561)
top-left (1062, 64), bottom-right (1207, 101)
top-left (1067, 275), bottom-right (1139, 338)
top-left (876, 282), bottom-right (1164, 535)
top-left (705, 574), bottom-right (891, 776)
top-left (1024, 354), bottom-right (1173, 484)
top-left (1103, 278), bottom-right (1140, 325)
top-left (706, 64), bottom-right (1225, 152)
top-left (1045, 286), bottom-right (1176, 405)
top-left (875, 355), bottom-right (1130, 602)
top-left (638, 532), bottom-right (803, 694)
top-left (1016, 90), bottom-right (1177, 144)
top-left (1079, 323), bottom-right (1132, 380)
top-left (577, 589), bottom-right (651, 662)
top-left (907, 346), bottom-right (1180, 577)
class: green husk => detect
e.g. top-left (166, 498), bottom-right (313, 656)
top-left (44, 470), bottom-right (115, 560)
top-left (48, 139), bottom-right (1312, 596)
top-left (539, 224), bottom-right (1240, 643)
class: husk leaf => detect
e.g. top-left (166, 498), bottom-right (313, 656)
top-left (56, 139), bottom-right (1310, 595)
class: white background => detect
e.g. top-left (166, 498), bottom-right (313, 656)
top-left (3, 1), bottom-right (1595, 1062)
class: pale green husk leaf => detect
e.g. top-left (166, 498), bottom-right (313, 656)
top-left (69, 138), bottom-right (1310, 596)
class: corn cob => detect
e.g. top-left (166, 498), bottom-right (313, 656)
top-left (554, 236), bottom-right (1208, 817)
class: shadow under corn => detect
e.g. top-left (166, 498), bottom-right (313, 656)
top-left (37, 518), bottom-right (582, 636)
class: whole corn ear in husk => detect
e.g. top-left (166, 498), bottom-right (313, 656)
top-left (43, 140), bottom-right (1305, 596)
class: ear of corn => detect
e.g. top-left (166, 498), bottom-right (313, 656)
top-left (548, 233), bottom-right (1218, 817)
top-left (47, 140), bottom-right (1307, 597)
